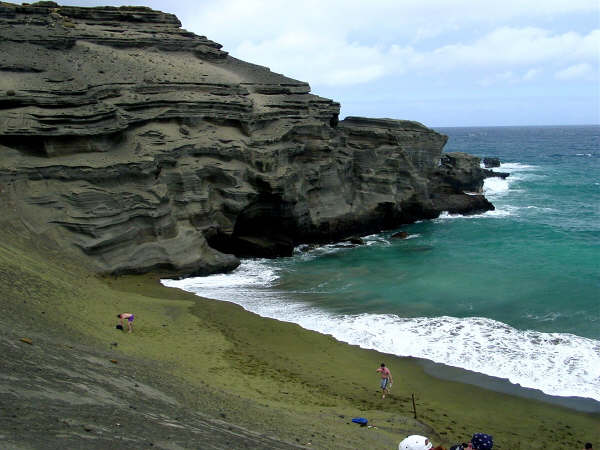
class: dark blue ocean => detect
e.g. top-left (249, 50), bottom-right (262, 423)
top-left (164, 125), bottom-right (600, 401)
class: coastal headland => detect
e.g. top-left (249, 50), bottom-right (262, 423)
top-left (0, 3), bottom-right (598, 449)
top-left (0, 1), bottom-right (493, 277)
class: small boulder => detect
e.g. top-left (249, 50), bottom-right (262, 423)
top-left (347, 236), bottom-right (365, 245)
top-left (32, 1), bottom-right (60, 7)
top-left (20, 337), bottom-right (33, 345)
top-left (483, 157), bottom-right (501, 168)
top-left (482, 168), bottom-right (509, 179)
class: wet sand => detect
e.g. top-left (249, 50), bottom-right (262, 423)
top-left (417, 359), bottom-right (600, 414)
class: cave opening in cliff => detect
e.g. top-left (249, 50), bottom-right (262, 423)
top-left (207, 195), bottom-right (298, 258)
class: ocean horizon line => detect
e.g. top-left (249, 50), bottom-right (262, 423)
top-left (337, 118), bottom-right (600, 129)
top-left (433, 123), bottom-right (600, 129)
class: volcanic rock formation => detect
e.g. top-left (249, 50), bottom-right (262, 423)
top-left (0, 2), bottom-right (494, 276)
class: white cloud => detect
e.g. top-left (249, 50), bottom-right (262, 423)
top-left (426, 28), bottom-right (599, 69)
top-left (555, 63), bottom-right (594, 80)
top-left (180, 0), bottom-right (600, 45)
top-left (231, 26), bottom-right (599, 87)
top-left (479, 71), bottom-right (517, 87)
top-left (478, 68), bottom-right (542, 86)
top-left (235, 33), bottom-right (388, 85)
top-left (523, 68), bottom-right (541, 81)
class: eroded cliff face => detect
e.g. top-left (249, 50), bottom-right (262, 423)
top-left (0, 2), bottom-right (493, 276)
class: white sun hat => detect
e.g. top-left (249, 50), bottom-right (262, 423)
top-left (399, 435), bottom-right (433, 450)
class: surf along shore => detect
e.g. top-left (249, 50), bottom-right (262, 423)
top-left (1, 221), bottom-right (599, 449)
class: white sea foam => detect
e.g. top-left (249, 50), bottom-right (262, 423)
top-left (483, 177), bottom-right (510, 196)
top-left (292, 235), bottom-right (392, 259)
top-left (483, 161), bottom-right (542, 194)
top-left (498, 162), bottom-right (547, 184)
top-left (162, 261), bottom-right (600, 402)
top-left (523, 205), bottom-right (556, 212)
top-left (499, 162), bottom-right (538, 171)
top-left (293, 243), bottom-right (353, 260)
top-left (364, 234), bottom-right (392, 246)
top-left (464, 161), bottom-right (544, 217)
top-left (164, 259), bottom-right (279, 289)
top-left (435, 208), bottom-right (513, 221)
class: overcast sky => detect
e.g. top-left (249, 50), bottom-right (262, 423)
top-left (60, 0), bottom-right (599, 127)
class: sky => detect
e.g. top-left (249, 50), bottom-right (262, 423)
top-left (59, 0), bottom-right (599, 127)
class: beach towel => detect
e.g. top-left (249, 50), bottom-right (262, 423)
top-left (351, 417), bottom-right (368, 425)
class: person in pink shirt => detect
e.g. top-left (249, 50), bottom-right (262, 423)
top-left (376, 363), bottom-right (393, 399)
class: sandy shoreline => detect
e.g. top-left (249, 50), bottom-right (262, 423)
top-left (166, 275), bottom-right (600, 414)
top-left (416, 358), bottom-right (600, 414)
top-left (163, 256), bottom-right (600, 409)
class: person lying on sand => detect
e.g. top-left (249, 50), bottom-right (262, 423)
top-left (117, 313), bottom-right (134, 333)
top-left (376, 362), bottom-right (393, 399)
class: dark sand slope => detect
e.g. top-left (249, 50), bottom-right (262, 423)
top-left (1, 223), bottom-right (599, 450)
top-left (0, 324), bottom-right (303, 450)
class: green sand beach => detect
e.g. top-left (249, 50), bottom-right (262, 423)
top-left (1, 220), bottom-right (598, 450)
top-left (0, 3), bottom-right (597, 449)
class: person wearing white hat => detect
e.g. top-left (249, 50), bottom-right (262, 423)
top-left (399, 434), bottom-right (433, 450)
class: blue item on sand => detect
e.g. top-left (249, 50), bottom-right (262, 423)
top-left (351, 417), bottom-right (368, 425)
top-left (471, 433), bottom-right (493, 450)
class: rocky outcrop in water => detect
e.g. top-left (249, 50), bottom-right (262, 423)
top-left (483, 157), bottom-right (501, 168)
top-left (0, 2), bottom-right (493, 276)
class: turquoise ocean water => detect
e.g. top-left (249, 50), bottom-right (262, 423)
top-left (164, 125), bottom-right (600, 401)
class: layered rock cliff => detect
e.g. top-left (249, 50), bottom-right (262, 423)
top-left (0, 2), bottom-right (493, 276)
